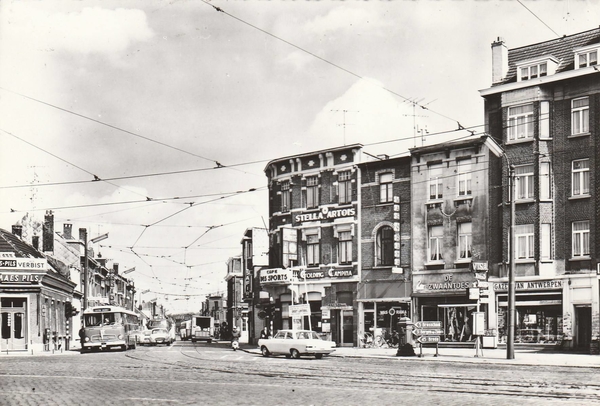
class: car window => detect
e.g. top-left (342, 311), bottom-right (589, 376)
top-left (273, 331), bottom-right (286, 339)
top-left (296, 332), bottom-right (309, 340)
top-left (285, 332), bottom-right (293, 339)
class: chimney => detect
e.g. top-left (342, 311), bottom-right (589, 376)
top-left (63, 223), bottom-right (73, 240)
top-left (43, 210), bottom-right (54, 252)
top-left (113, 263), bottom-right (119, 275)
top-left (79, 228), bottom-right (86, 242)
top-left (12, 225), bottom-right (23, 238)
top-left (492, 37), bottom-right (508, 84)
top-left (32, 236), bottom-right (40, 250)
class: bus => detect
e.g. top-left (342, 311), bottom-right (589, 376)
top-left (81, 306), bottom-right (141, 352)
top-left (145, 317), bottom-right (176, 345)
top-left (190, 315), bottom-right (214, 343)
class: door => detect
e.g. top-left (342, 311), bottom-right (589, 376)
top-left (575, 306), bottom-right (591, 350)
top-left (1, 298), bottom-right (27, 350)
top-left (340, 310), bottom-right (354, 347)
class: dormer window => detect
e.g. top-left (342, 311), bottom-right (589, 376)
top-left (576, 48), bottom-right (598, 69)
top-left (516, 57), bottom-right (557, 81)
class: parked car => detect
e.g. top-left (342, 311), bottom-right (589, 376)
top-left (258, 329), bottom-right (336, 359)
top-left (148, 328), bottom-right (172, 346)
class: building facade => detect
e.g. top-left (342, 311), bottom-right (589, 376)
top-left (357, 155), bottom-right (412, 343)
top-left (225, 255), bottom-right (248, 342)
top-left (263, 145), bottom-right (362, 346)
top-left (480, 28), bottom-right (600, 351)
top-left (410, 136), bottom-right (503, 343)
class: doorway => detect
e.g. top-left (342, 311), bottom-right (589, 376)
top-left (575, 306), bottom-right (591, 350)
top-left (1, 297), bottom-right (27, 351)
top-left (340, 310), bottom-right (354, 347)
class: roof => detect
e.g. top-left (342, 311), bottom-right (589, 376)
top-left (0, 228), bottom-right (45, 258)
top-left (264, 143), bottom-right (363, 172)
top-left (499, 27), bottom-right (600, 85)
top-left (409, 135), bottom-right (503, 158)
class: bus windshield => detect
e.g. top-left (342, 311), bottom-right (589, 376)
top-left (84, 313), bottom-right (123, 327)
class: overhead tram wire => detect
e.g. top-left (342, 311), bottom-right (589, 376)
top-left (0, 87), bottom-right (254, 177)
top-left (516, 0), bottom-right (561, 38)
top-left (201, 0), bottom-right (460, 126)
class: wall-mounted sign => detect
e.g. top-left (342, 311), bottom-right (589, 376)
top-left (0, 257), bottom-right (47, 270)
top-left (293, 268), bottom-right (355, 280)
top-left (493, 279), bottom-right (563, 291)
top-left (294, 206), bottom-right (356, 224)
top-left (0, 273), bottom-right (43, 284)
top-left (260, 268), bottom-right (292, 285)
top-left (413, 271), bottom-right (476, 293)
top-left (289, 304), bottom-right (311, 317)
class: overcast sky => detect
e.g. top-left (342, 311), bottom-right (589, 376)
top-left (1, 0), bottom-right (598, 314)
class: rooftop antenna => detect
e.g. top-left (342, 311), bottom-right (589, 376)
top-left (403, 98), bottom-right (431, 147)
top-left (331, 109), bottom-right (359, 146)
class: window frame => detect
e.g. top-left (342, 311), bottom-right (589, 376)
top-left (507, 104), bottom-right (534, 141)
top-left (576, 49), bottom-right (598, 69)
top-left (337, 230), bottom-right (352, 265)
top-left (379, 173), bottom-right (393, 204)
top-left (457, 159), bottom-right (472, 196)
top-left (571, 97), bottom-right (590, 136)
top-left (539, 162), bottom-right (551, 200)
top-left (281, 180), bottom-right (291, 212)
top-left (457, 222), bottom-right (472, 261)
top-left (572, 221), bottom-right (590, 258)
top-left (519, 62), bottom-right (547, 81)
top-left (306, 176), bottom-right (319, 209)
top-left (428, 225), bottom-right (444, 262)
top-left (571, 159), bottom-right (590, 197)
top-left (515, 164), bottom-right (534, 201)
top-left (541, 223), bottom-right (552, 261)
top-left (306, 233), bottom-right (320, 266)
top-left (376, 226), bottom-right (394, 266)
top-left (338, 171), bottom-right (352, 204)
top-left (428, 164), bottom-right (443, 200)
top-left (514, 224), bottom-right (534, 260)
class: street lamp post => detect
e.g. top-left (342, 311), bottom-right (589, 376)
top-left (507, 164), bottom-right (516, 359)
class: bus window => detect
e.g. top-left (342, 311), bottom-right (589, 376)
top-left (85, 314), bottom-right (102, 327)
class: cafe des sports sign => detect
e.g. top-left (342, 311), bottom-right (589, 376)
top-left (260, 267), bottom-right (355, 285)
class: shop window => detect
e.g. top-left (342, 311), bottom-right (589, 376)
top-left (338, 171), bottom-right (352, 204)
top-left (306, 234), bottom-right (320, 266)
top-left (428, 225), bottom-right (444, 262)
top-left (457, 159), bottom-right (472, 196)
top-left (428, 164), bottom-right (443, 200)
top-left (281, 181), bottom-right (290, 212)
top-left (306, 176), bottom-right (319, 208)
top-left (507, 104), bottom-right (534, 141)
top-left (571, 97), bottom-right (589, 135)
top-left (376, 226), bottom-right (394, 266)
top-left (515, 224), bottom-right (534, 260)
top-left (515, 164), bottom-right (534, 200)
top-left (572, 220), bottom-right (590, 258)
top-left (572, 159), bottom-right (590, 196)
top-left (338, 231), bottom-right (352, 265)
top-left (379, 173), bottom-right (393, 203)
top-left (457, 222), bottom-right (472, 260)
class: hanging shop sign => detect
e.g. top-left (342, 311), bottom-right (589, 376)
top-left (259, 268), bottom-right (292, 285)
top-left (294, 206), bottom-right (356, 224)
top-left (289, 304), bottom-right (311, 317)
top-left (493, 279), bottom-right (563, 292)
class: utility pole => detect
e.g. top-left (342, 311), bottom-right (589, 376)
top-left (507, 164), bottom-right (516, 359)
top-left (81, 228), bottom-right (89, 311)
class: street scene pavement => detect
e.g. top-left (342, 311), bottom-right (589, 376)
top-left (1, 340), bottom-right (599, 406)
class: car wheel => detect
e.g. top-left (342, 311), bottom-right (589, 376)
top-left (131, 340), bottom-right (136, 350)
top-left (290, 349), bottom-right (300, 359)
top-left (121, 345), bottom-right (127, 351)
top-left (261, 346), bottom-right (270, 357)
top-left (315, 354), bottom-right (323, 359)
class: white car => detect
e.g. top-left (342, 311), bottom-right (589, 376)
top-left (258, 329), bottom-right (336, 359)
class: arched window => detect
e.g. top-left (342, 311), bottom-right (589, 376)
top-left (376, 226), bottom-right (394, 266)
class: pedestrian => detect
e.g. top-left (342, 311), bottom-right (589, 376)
top-left (260, 327), bottom-right (270, 340)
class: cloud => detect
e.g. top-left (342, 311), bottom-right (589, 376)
top-left (3, 5), bottom-right (153, 56)
top-left (303, 7), bottom-right (392, 37)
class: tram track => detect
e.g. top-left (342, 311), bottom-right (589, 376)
top-left (123, 343), bottom-right (600, 402)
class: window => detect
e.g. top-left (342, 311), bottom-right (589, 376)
top-left (428, 164), bottom-right (443, 200)
top-left (338, 171), bottom-right (352, 204)
top-left (571, 97), bottom-right (589, 135)
top-left (379, 173), bottom-right (393, 203)
top-left (306, 234), bottom-right (320, 266)
top-left (515, 224), bottom-right (534, 260)
top-left (281, 181), bottom-right (290, 212)
top-left (540, 162), bottom-right (551, 200)
top-left (338, 231), bottom-right (352, 265)
top-left (572, 221), bottom-right (590, 258)
top-left (539, 101), bottom-right (550, 139)
top-left (507, 104), bottom-right (534, 141)
top-left (428, 225), bottom-right (444, 262)
top-left (515, 165), bottom-right (534, 200)
top-left (457, 159), bottom-right (472, 196)
top-left (572, 159), bottom-right (590, 196)
top-left (457, 222), bottom-right (472, 260)
top-left (541, 223), bottom-right (551, 260)
top-left (306, 176), bottom-right (319, 208)
top-left (376, 226), bottom-right (394, 266)
top-left (520, 62), bottom-right (547, 81)
top-left (577, 50), bottom-right (598, 68)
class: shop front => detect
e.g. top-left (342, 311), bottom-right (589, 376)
top-left (412, 269), bottom-right (483, 343)
top-left (0, 255), bottom-right (76, 353)
top-left (492, 278), bottom-right (564, 345)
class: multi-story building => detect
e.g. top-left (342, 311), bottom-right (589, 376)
top-left (225, 255), bottom-right (248, 342)
top-left (410, 136), bottom-right (503, 343)
top-left (263, 145), bottom-right (362, 346)
top-left (357, 155), bottom-right (412, 342)
top-left (480, 28), bottom-right (600, 351)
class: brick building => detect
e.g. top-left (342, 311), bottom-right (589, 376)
top-left (480, 28), bottom-right (600, 350)
top-left (356, 155), bottom-right (412, 343)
